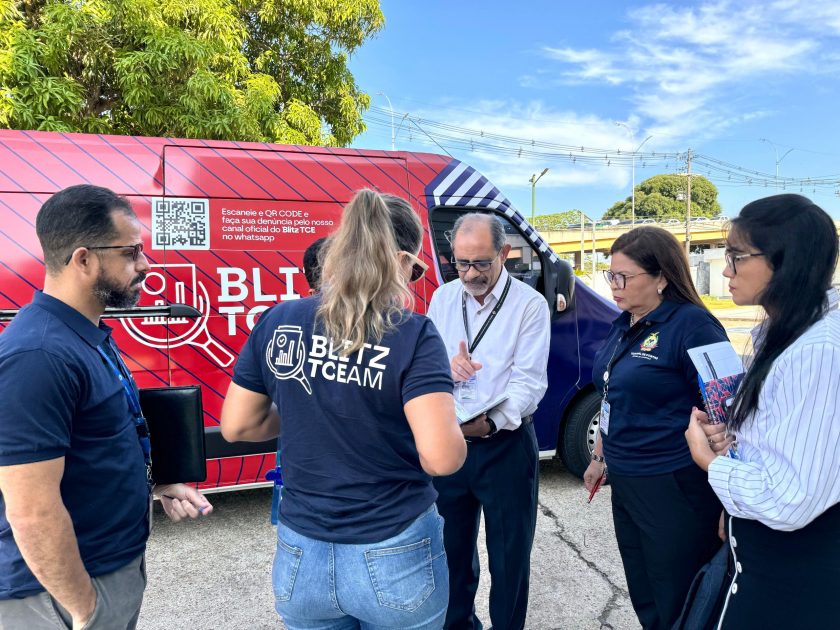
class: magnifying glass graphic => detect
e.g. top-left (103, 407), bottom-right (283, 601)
top-left (266, 326), bottom-right (312, 395)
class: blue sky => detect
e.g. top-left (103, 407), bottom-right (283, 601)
top-left (348, 1), bottom-right (840, 219)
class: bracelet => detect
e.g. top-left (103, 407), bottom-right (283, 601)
top-left (591, 453), bottom-right (605, 463)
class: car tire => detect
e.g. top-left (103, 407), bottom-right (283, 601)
top-left (559, 390), bottom-right (602, 479)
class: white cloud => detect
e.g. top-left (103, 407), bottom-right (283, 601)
top-left (395, 100), bottom-right (641, 192)
top-left (540, 0), bottom-right (838, 143)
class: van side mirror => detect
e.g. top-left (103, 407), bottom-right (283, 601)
top-left (544, 259), bottom-right (575, 317)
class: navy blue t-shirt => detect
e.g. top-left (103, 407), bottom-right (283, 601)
top-left (592, 300), bottom-right (728, 476)
top-left (0, 292), bottom-right (149, 599)
top-left (233, 296), bottom-right (453, 544)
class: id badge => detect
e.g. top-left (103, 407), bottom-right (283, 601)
top-left (599, 399), bottom-right (611, 436)
top-left (460, 374), bottom-right (477, 400)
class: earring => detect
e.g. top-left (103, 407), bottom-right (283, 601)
top-left (657, 287), bottom-right (663, 295)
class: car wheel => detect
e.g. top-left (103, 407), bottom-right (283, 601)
top-left (559, 391), bottom-right (601, 478)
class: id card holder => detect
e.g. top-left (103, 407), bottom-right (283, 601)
top-left (460, 374), bottom-right (477, 400)
top-left (599, 399), bottom-right (611, 436)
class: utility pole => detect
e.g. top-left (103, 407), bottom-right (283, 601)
top-left (529, 168), bottom-right (549, 224)
top-left (685, 148), bottom-right (692, 257)
top-left (579, 210), bottom-right (585, 272)
top-left (377, 92), bottom-right (396, 151)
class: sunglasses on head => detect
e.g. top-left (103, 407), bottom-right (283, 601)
top-left (64, 242), bottom-right (144, 265)
top-left (399, 251), bottom-right (428, 283)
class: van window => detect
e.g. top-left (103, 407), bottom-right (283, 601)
top-left (430, 209), bottom-right (544, 292)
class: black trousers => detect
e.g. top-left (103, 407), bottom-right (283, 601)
top-left (610, 465), bottom-right (722, 630)
top-left (433, 422), bottom-right (539, 630)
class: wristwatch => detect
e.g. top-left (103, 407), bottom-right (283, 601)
top-left (483, 416), bottom-right (498, 438)
top-left (591, 453), bottom-right (605, 463)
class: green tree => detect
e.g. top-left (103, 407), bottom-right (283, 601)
top-left (604, 174), bottom-right (721, 220)
top-left (532, 210), bottom-right (582, 231)
top-left (0, 0), bottom-right (383, 145)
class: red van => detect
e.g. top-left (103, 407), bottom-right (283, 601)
top-left (0, 130), bottom-right (616, 488)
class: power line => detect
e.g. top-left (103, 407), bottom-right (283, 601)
top-left (361, 107), bottom-right (840, 196)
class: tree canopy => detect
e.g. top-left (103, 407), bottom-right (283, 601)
top-left (604, 174), bottom-right (721, 220)
top-left (532, 210), bottom-right (582, 231)
top-left (0, 0), bottom-right (383, 145)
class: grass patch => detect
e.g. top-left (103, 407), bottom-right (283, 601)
top-left (701, 295), bottom-right (737, 309)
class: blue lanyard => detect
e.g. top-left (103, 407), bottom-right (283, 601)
top-left (96, 341), bottom-right (153, 478)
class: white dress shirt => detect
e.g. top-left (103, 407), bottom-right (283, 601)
top-left (426, 268), bottom-right (551, 432)
top-left (708, 288), bottom-right (840, 531)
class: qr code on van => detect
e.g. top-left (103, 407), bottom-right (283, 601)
top-left (151, 197), bottom-right (210, 250)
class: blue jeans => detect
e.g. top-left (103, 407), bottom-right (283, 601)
top-left (273, 504), bottom-right (449, 630)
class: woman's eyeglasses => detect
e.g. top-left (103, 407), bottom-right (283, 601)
top-left (602, 270), bottom-right (655, 289)
top-left (400, 251), bottom-right (428, 283)
top-left (724, 250), bottom-right (764, 274)
top-left (64, 243), bottom-right (144, 265)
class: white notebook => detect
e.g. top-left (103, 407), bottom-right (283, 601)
top-left (454, 393), bottom-right (510, 425)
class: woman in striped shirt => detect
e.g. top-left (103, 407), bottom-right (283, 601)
top-left (685, 194), bottom-right (840, 628)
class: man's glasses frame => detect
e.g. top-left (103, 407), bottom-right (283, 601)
top-left (64, 243), bottom-right (144, 265)
top-left (724, 250), bottom-right (764, 275)
top-left (451, 253), bottom-right (500, 273)
top-left (602, 270), bottom-right (656, 289)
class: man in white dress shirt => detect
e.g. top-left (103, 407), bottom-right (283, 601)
top-left (427, 213), bottom-right (550, 630)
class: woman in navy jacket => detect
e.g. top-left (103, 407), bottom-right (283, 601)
top-left (586, 227), bottom-right (727, 630)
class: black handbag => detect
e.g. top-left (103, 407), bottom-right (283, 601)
top-left (672, 541), bottom-right (732, 630)
top-left (140, 385), bottom-right (207, 485)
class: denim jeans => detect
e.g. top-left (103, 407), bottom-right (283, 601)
top-left (273, 504), bottom-right (448, 630)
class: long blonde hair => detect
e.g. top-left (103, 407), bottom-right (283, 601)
top-left (317, 189), bottom-right (423, 354)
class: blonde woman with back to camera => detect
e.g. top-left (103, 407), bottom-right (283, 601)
top-left (221, 189), bottom-right (466, 629)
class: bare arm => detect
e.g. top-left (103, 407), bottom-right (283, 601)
top-left (405, 392), bottom-right (466, 476)
top-left (220, 382), bottom-right (280, 442)
top-left (0, 458), bottom-right (96, 625)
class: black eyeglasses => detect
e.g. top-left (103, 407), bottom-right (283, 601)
top-left (64, 243), bottom-right (144, 265)
top-left (724, 251), bottom-right (764, 274)
top-left (602, 270), bottom-right (656, 289)
top-left (452, 254), bottom-right (499, 273)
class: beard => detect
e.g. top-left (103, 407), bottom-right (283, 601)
top-left (94, 271), bottom-right (146, 308)
top-left (461, 275), bottom-right (491, 297)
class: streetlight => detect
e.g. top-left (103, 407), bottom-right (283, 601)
top-left (579, 210), bottom-right (597, 285)
top-left (615, 122), bottom-right (652, 226)
top-left (759, 138), bottom-right (795, 187)
top-left (377, 92), bottom-right (395, 151)
top-left (529, 168), bottom-right (550, 224)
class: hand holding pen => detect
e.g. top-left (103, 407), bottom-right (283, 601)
top-left (587, 470), bottom-right (607, 503)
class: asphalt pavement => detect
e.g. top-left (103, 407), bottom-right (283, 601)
top-left (139, 460), bottom-right (639, 630)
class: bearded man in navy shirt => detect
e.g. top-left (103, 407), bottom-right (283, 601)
top-left (0, 185), bottom-right (212, 630)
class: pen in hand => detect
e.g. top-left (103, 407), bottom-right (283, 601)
top-left (587, 472), bottom-right (606, 503)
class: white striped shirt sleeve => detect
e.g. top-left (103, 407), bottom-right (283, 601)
top-left (708, 341), bottom-right (840, 531)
